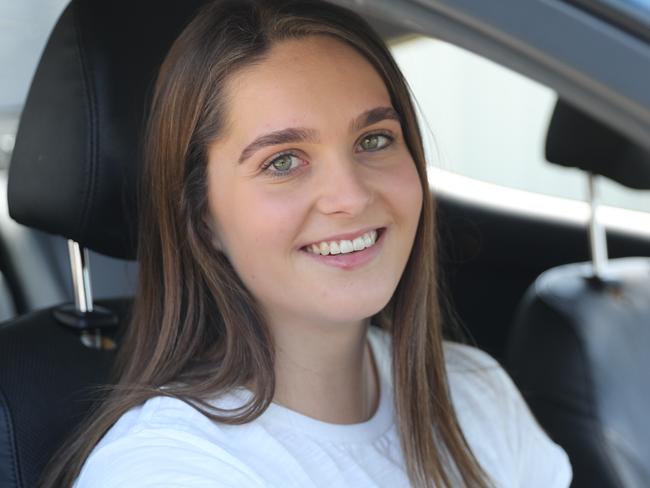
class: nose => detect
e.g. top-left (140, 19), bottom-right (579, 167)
top-left (315, 155), bottom-right (373, 216)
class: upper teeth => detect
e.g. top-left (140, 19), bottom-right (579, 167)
top-left (307, 230), bottom-right (378, 256)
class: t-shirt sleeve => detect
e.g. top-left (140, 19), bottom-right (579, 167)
top-left (446, 343), bottom-right (572, 487)
top-left (73, 429), bottom-right (267, 488)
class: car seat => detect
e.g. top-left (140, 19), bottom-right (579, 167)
top-left (506, 100), bottom-right (650, 488)
top-left (0, 1), bottom-right (206, 486)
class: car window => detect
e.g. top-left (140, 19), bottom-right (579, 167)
top-left (0, 0), bottom-right (69, 169)
top-left (390, 36), bottom-right (650, 220)
top-left (0, 112), bottom-right (17, 171)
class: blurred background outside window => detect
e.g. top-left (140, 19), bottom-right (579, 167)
top-left (390, 36), bottom-right (650, 215)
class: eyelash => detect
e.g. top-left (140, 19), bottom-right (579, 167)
top-left (259, 131), bottom-right (395, 178)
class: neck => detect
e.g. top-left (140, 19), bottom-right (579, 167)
top-left (270, 317), bottom-right (379, 424)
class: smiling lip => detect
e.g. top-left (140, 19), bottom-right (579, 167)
top-left (301, 228), bottom-right (385, 270)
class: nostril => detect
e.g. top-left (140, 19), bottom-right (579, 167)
top-left (315, 167), bottom-right (373, 215)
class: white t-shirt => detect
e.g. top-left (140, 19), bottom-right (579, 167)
top-left (74, 327), bottom-right (572, 487)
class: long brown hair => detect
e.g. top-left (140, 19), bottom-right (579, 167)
top-left (42, 1), bottom-right (492, 486)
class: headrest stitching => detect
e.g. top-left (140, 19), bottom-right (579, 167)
top-left (71, 1), bottom-right (99, 245)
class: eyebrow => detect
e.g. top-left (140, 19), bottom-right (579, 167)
top-left (237, 106), bottom-right (401, 164)
top-left (350, 106), bottom-right (401, 133)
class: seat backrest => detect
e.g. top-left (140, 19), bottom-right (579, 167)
top-left (0, 0), bottom-right (207, 486)
top-left (0, 299), bottom-right (130, 488)
top-left (506, 100), bottom-right (650, 488)
top-left (507, 259), bottom-right (650, 488)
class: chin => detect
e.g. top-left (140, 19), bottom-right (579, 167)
top-left (316, 291), bottom-right (394, 325)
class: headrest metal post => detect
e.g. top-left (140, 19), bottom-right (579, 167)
top-left (54, 240), bottom-right (116, 348)
top-left (67, 239), bottom-right (94, 313)
top-left (587, 173), bottom-right (608, 278)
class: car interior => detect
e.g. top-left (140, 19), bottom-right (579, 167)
top-left (0, 0), bottom-right (649, 487)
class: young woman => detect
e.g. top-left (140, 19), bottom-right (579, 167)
top-left (44, 1), bottom-right (571, 486)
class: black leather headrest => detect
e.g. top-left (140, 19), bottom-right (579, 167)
top-left (546, 100), bottom-right (650, 190)
top-left (8, 0), bottom-right (207, 259)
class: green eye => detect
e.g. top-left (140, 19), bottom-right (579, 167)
top-left (359, 134), bottom-right (391, 151)
top-left (271, 154), bottom-right (295, 172)
top-left (262, 153), bottom-right (303, 178)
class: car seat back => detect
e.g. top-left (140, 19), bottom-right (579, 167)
top-left (506, 100), bottom-right (650, 488)
top-left (508, 259), bottom-right (650, 488)
top-left (0, 0), bottom-right (207, 486)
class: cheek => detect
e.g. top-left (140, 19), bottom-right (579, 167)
top-left (208, 180), bottom-right (305, 279)
top-left (384, 157), bottom-right (424, 227)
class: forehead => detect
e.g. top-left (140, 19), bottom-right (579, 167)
top-left (222, 36), bottom-right (392, 137)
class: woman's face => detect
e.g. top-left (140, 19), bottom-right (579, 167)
top-left (206, 35), bottom-right (422, 328)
